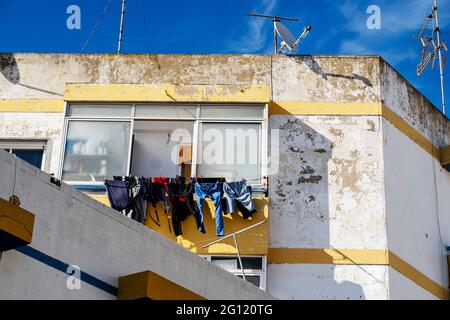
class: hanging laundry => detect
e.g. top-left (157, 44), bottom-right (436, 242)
top-left (195, 181), bottom-right (224, 236)
top-left (105, 178), bottom-right (147, 225)
top-left (167, 177), bottom-right (198, 236)
top-left (223, 180), bottom-right (257, 219)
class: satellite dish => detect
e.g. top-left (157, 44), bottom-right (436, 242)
top-left (275, 21), bottom-right (297, 48)
top-left (275, 21), bottom-right (312, 54)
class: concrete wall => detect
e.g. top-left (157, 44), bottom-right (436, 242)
top-left (383, 117), bottom-right (450, 298)
top-left (380, 58), bottom-right (450, 299)
top-left (1, 53), bottom-right (449, 300)
top-left (0, 150), bottom-right (273, 300)
top-left (267, 55), bottom-right (388, 299)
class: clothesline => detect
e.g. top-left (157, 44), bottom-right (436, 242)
top-left (105, 175), bottom-right (260, 238)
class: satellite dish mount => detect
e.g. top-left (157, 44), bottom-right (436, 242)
top-left (246, 13), bottom-right (311, 54)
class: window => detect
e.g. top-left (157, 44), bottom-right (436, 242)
top-left (60, 103), bottom-right (266, 187)
top-left (202, 255), bottom-right (267, 290)
top-left (1, 140), bottom-right (46, 170)
top-left (62, 121), bottom-right (132, 183)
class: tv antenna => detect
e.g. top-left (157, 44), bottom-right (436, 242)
top-left (416, 0), bottom-right (448, 114)
top-left (246, 13), bottom-right (311, 54)
top-left (117, 0), bottom-right (126, 54)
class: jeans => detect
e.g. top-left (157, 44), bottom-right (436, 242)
top-left (194, 182), bottom-right (224, 236)
top-left (223, 181), bottom-right (256, 218)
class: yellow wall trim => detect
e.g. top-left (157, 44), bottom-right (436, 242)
top-left (269, 101), bottom-right (441, 161)
top-left (440, 145), bottom-right (450, 166)
top-left (118, 270), bottom-right (205, 300)
top-left (269, 101), bottom-right (383, 116)
top-left (388, 252), bottom-right (448, 300)
top-left (0, 197), bottom-right (35, 251)
top-left (381, 105), bottom-right (441, 160)
top-left (0, 99), bottom-right (64, 113)
top-left (268, 248), bottom-right (449, 300)
top-left (64, 83), bottom-right (270, 103)
top-left (268, 248), bottom-right (389, 265)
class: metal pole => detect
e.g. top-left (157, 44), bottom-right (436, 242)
top-left (434, 0), bottom-right (446, 114)
top-left (117, 0), bottom-right (126, 54)
top-left (273, 18), bottom-right (277, 54)
top-left (232, 234), bottom-right (246, 280)
top-left (202, 220), bottom-right (267, 248)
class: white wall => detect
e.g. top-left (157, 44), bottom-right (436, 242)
top-left (383, 118), bottom-right (449, 294)
top-left (267, 264), bottom-right (389, 300)
top-left (0, 112), bottom-right (64, 175)
top-left (267, 115), bottom-right (388, 300)
top-left (0, 150), bottom-right (273, 300)
top-left (388, 267), bottom-right (437, 300)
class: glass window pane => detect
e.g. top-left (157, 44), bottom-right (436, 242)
top-left (130, 121), bottom-right (194, 177)
top-left (238, 257), bottom-right (263, 270)
top-left (200, 105), bottom-right (264, 119)
top-left (62, 121), bottom-right (131, 182)
top-left (197, 123), bottom-right (260, 181)
top-left (211, 257), bottom-right (239, 270)
top-left (68, 104), bottom-right (132, 117)
top-left (11, 149), bottom-right (43, 169)
top-left (237, 275), bottom-right (261, 287)
top-left (135, 105), bottom-right (197, 118)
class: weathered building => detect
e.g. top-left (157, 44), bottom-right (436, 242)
top-left (0, 53), bottom-right (449, 299)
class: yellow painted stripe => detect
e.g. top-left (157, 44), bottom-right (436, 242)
top-left (388, 252), bottom-right (448, 300)
top-left (381, 104), bottom-right (441, 160)
top-left (268, 248), bottom-right (389, 265)
top-left (269, 101), bottom-right (383, 116)
top-left (0, 99), bottom-right (64, 113)
top-left (268, 248), bottom-right (449, 300)
top-left (440, 145), bottom-right (450, 166)
top-left (64, 83), bottom-right (270, 103)
top-left (118, 270), bottom-right (205, 300)
top-left (269, 101), bottom-right (442, 161)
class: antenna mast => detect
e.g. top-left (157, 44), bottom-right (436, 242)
top-left (416, 0), bottom-right (448, 114)
top-left (434, 0), bottom-right (446, 114)
top-left (117, 0), bottom-right (126, 54)
top-left (246, 13), bottom-right (299, 54)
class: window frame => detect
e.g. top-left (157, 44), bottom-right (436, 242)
top-left (59, 103), bottom-right (267, 188)
top-left (201, 255), bottom-right (267, 291)
top-left (1, 139), bottom-right (47, 171)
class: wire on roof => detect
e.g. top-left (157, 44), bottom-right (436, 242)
top-left (80, 0), bottom-right (113, 53)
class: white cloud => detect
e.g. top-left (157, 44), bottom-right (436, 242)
top-left (336, 0), bottom-right (449, 65)
top-left (224, 0), bottom-right (278, 53)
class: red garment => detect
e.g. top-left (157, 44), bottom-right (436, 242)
top-left (152, 177), bottom-right (169, 184)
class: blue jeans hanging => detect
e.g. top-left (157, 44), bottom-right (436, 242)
top-left (194, 182), bottom-right (225, 236)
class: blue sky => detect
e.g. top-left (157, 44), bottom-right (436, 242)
top-left (0, 0), bottom-right (449, 113)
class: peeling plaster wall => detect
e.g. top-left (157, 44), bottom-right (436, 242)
top-left (267, 115), bottom-right (388, 299)
top-left (0, 112), bottom-right (64, 174)
top-left (269, 115), bottom-right (386, 250)
top-left (271, 55), bottom-right (381, 103)
top-left (0, 54), bottom-right (271, 99)
top-left (267, 55), bottom-right (388, 299)
top-left (380, 59), bottom-right (450, 147)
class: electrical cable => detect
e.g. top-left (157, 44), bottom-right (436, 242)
top-left (80, 0), bottom-right (113, 53)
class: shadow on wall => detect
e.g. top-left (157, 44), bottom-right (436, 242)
top-left (0, 53), bottom-right (62, 96)
top-left (269, 116), bottom-right (366, 300)
top-left (291, 55), bottom-right (374, 91)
